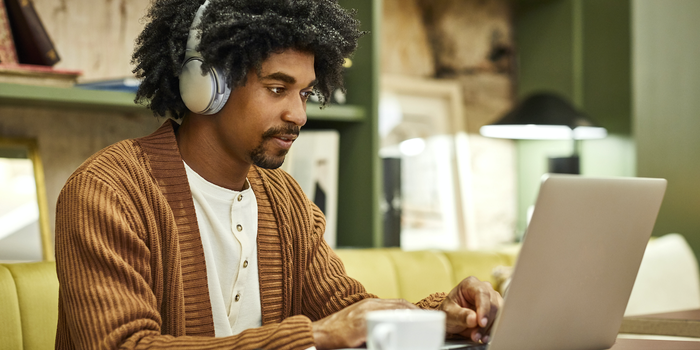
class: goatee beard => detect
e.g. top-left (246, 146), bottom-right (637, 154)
top-left (249, 124), bottom-right (300, 169)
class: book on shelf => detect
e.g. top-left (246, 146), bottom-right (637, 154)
top-left (75, 77), bottom-right (142, 93)
top-left (0, 0), bottom-right (18, 64)
top-left (280, 130), bottom-right (340, 248)
top-left (4, 0), bottom-right (59, 66)
top-left (0, 63), bottom-right (81, 87)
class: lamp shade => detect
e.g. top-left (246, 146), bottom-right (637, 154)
top-left (480, 93), bottom-right (607, 140)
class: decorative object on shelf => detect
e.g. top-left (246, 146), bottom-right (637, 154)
top-left (76, 77), bottom-right (142, 93)
top-left (281, 130), bottom-right (340, 248)
top-left (308, 58), bottom-right (351, 105)
top-left (0, 63), bottom-right (80, 87)
top-left (0, 0), bottom-right (18, 64)
top-left (4, 0), bottom-right (59, 66)
top-left (379, 75), bottom-right (477, 250)
top-left (480, 92), bottom-right (607, 174)
top-left (332, 88), bottom-right (346, 104)
top-left (0, 0), bottom-right (72, 87)
top-left (308, 87), bottom-right (347, 105)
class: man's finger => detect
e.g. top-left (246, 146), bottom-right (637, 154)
top-left (470, 327), bottom-right (482, 343)
top-left (481, 289), bottom-right (503, 339)
top-left (490, 289), bottom-right (503, 322)
top-left (445, 299), bottom-right (478, 330)
top-left (463, 278), bottom-right (492, 328)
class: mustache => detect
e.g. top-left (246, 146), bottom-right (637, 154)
top-left (262, 124), bottom-right (300, 139)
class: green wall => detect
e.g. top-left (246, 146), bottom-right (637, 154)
top-left (516, 0), bottom-right (576, 102)
top-left (305, 0), bottom-right (381, 247)
top-left (515, 0), bottom-right (700, 260)
top-left (514, 0), bottom-right (635, 236)
top-left (633, 0), bottom-right (700, 259)
top-left (581, 0), bottom-right (631, 135)
top-left (336, 0), bottom-right (382, 247)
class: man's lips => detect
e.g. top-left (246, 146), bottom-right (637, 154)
top-left (275, 134), bottom-right (298, 142)
top-left (269, 134), bottom-right (298, 149)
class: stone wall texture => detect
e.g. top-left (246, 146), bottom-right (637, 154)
top-left (33, 0), bottom-right (151, 81)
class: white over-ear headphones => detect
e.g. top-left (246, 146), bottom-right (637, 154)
top-left (179, 0), bottom-right (231, 115)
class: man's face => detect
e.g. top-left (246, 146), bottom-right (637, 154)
top-left (213, 49), bottom-right (316, 169)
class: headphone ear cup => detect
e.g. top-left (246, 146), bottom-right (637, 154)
top-left (207, 65), bottom-right (231, 114)
top-left (179, 57), bottom-right (231, 115)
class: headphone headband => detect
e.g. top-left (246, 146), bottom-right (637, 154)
top-left (186, 0), bottom-right (209, 53)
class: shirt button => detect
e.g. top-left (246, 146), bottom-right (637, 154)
top-left (243, 260), bottom-right (249, 268)
top-left (235, 293), bottom-right (241, 302)
top-left (236, 224), bottom-right (243, 232)
top-left (237, 194), bottom-right (243, 202)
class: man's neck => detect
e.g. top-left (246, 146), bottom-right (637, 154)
top-left (176, 114), bottom-right (251, 191)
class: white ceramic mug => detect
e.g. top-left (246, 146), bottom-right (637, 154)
top-left (365, 309), bottom-right (446, 350)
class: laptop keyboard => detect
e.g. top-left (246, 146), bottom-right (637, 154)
top-left (442, 340), bottom-right (488, 349)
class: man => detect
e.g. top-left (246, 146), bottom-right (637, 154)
top-left (54, 0), bottom-right (502, 349)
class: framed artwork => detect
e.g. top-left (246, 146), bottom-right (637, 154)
top-left (380, 75), bottom-right (477, 250)
top-left (281, 130), bottom-right (340, 248)
top-left (0, 138), bottom-right (52, 261)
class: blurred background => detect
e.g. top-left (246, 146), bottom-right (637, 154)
top-left (0, 0), bottom-right (698, 264)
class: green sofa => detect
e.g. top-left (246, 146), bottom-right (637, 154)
top-left (334, 247), bottom-right (519, 302)
top-left (0, 248), bottom-right (519, 349)
top-left (5, 236), bottom-right (698, 349)
top-left (0, 262), bottom-right (59, 350)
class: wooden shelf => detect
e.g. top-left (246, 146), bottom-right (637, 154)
top-left (0, 83), bottom-right (141, 112)
top-left (306, 103), bottom-right (366, 122)
top-left (0, 83), bottom-right (365, 121)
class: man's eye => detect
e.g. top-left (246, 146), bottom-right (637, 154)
top-left (269, 87), bottom-right (285, 94)
top-left (301, 91), bottom-right (315, 100)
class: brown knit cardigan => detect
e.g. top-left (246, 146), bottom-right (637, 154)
top-left (54, 120), bottom-right (445, 349)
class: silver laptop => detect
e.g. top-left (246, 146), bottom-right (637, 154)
top-left (447, 174), bottom-right (667, 350)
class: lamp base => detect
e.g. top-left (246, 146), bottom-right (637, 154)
top-left (382, 157), bottom-right (401, 247)
top-left (548, 156), bottom-right (580, 174)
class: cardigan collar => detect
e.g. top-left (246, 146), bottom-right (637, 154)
top-left (135, 119), bottom-right (296, 334)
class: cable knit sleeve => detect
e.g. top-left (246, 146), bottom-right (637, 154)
top-left (414, 292), bottom-right (447, 309)
top-left (299, 204), bottom-right (379, 321)
top-left (55, 171), bottom-right (315, 350)
top-left (296, 200), bottom-right (446, 320)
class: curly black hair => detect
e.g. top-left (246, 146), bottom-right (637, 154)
top-left (132, 0), bottom-right (363, 118)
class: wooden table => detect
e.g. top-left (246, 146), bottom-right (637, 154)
top-left (609, 309), bottom-right (700, 349)
top-left (391, 310), bottom-right (700, 349)
top-left (619, 309), bottom-right (700, 338)
top-left (609, 337), bottom-right (700, 349)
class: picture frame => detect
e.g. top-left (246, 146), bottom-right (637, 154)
top-left (281, 130), bottom-right (340, 248)
top-left (379, 75), bottom-right (477, 249)
top-left (0, 137), bottom-right (52, 261)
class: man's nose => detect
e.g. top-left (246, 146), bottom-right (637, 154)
top-left (282, 97), bottom-right (308, 127)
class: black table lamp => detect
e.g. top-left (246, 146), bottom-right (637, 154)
top-left (479, 93), bottom-right (607, 174)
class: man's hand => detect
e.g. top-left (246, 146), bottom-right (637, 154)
top-left (312, 298), bottom-right (418, 350)
top-left (440, 276), bottom-right (503, 343)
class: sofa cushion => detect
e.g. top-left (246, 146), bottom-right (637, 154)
top-left (385, 250), bottom-right (454, 303)
top-left (0, 264), bottom-right (23, 349)
top-left (4, 261), bottom-right (59, 350)
top-left (335, 248), bottom-right (521, 303)
top-left (443, 250), bottom-right (513, 287)
top-left (625, 233), bottom-right (700, 316)
top-left (334, 249), bottom-right (401, 299)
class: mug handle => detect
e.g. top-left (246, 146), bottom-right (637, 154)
top-left (370, 323), bottom-right (397, 350)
